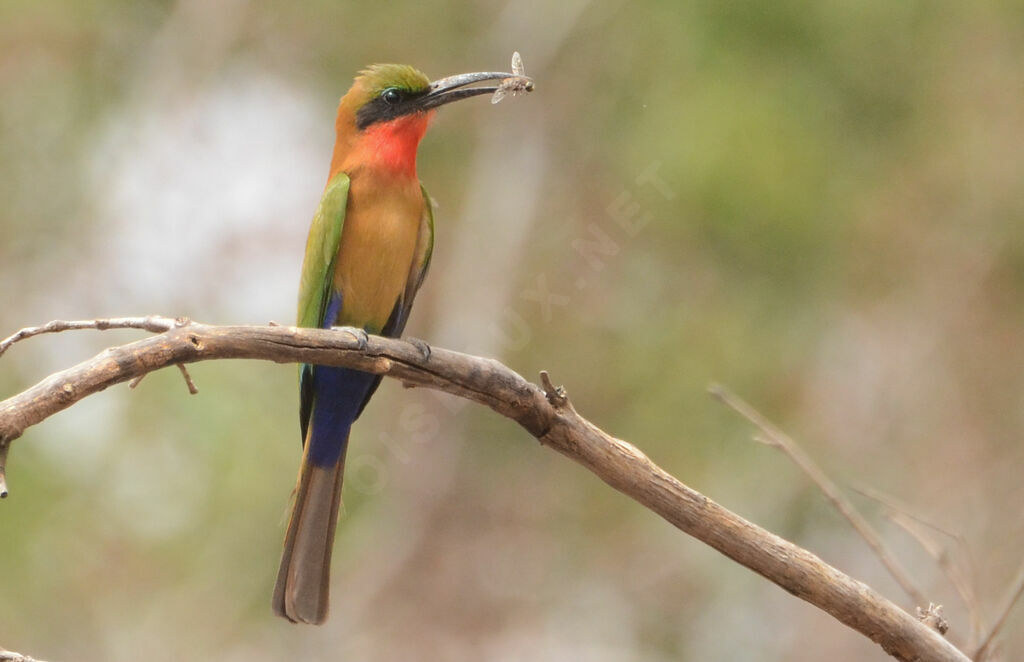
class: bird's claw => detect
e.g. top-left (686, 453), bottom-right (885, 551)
top-left (407, 337), bottom-right (432, 361)
top-left (333, 326), bottom-right (369, 350)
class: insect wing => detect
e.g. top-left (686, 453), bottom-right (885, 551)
top-left (511, 51), bottom-right (525, 77)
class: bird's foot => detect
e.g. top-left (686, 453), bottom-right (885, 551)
top-left (407, 337), bottom-right (432, 361)
top-left (333, 326), bottom-right (369, 350)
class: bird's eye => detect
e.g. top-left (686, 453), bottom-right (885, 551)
top-left (381, 88), bottom-right (402, 105)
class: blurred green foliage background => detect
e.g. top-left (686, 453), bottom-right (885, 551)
top-left (2, 1), bottom-right (1023, 660)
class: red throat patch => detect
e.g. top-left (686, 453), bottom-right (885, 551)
top-left (352, 111), bottom-right (434, 179)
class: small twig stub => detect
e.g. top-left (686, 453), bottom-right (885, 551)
top-left (177, 364), bottom-right (199, 395)
top-left (918, 603), bottom-right (950, 635)
top-left (539, 370), bottom-right (567, 407)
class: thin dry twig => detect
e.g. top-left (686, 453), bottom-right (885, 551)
top-left (854, 485), bottom-right (948, 532)
top-left (975, 562), bottom-right (1024, 660)
top-left (708, 383), bottom-right (931, 611)
top-left (176, 364), bottom-right (199, 394)
top-left (2, 317), bottom-right (200, 398)
top-left (853, 484), bottom-right (972, 547)
top-left (0, 316), bottom-right (181, 358)
top-left (131, 364), bottom-right (200, 394)
top-left (854, 484), bottom-right (984, 645)
top-left (0, 320), bottom-right (970, 662)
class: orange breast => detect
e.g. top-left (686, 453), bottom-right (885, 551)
top-left (331, 171), bottom-right (424, 333)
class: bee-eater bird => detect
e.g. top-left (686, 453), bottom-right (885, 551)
top-left (273, 63), bottom-right (529, 624)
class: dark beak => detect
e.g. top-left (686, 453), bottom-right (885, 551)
top-left (417, 71), bottom-right (528, 110)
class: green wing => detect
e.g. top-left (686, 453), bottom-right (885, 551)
top-left (297, 173), bottom-right (349, 443)
top-left (405, 184), bottom-right (436, 318)
top-left (297, 173), bottom-right (350, 329)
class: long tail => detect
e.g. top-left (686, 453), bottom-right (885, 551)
top-left (272, 430), bottom-right (348, 624)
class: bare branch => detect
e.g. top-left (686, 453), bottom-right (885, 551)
top-left (708, 384), bottom-right (932, 611)
top-left (975, 562), bottom-right (1024, 660)
top-left (0, 315), bottom-right (181, 357)
top-left (0, 321), bottom-right (970, 662)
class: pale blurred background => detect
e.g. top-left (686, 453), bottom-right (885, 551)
top-left (2, 1), bottom-right (1023, 660)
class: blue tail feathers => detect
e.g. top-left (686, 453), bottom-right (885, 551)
top-left (307, 365), bottom-right (378, 467)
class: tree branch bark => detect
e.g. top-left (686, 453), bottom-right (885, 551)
top-left (0, 320), bottom-right (970, 662)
